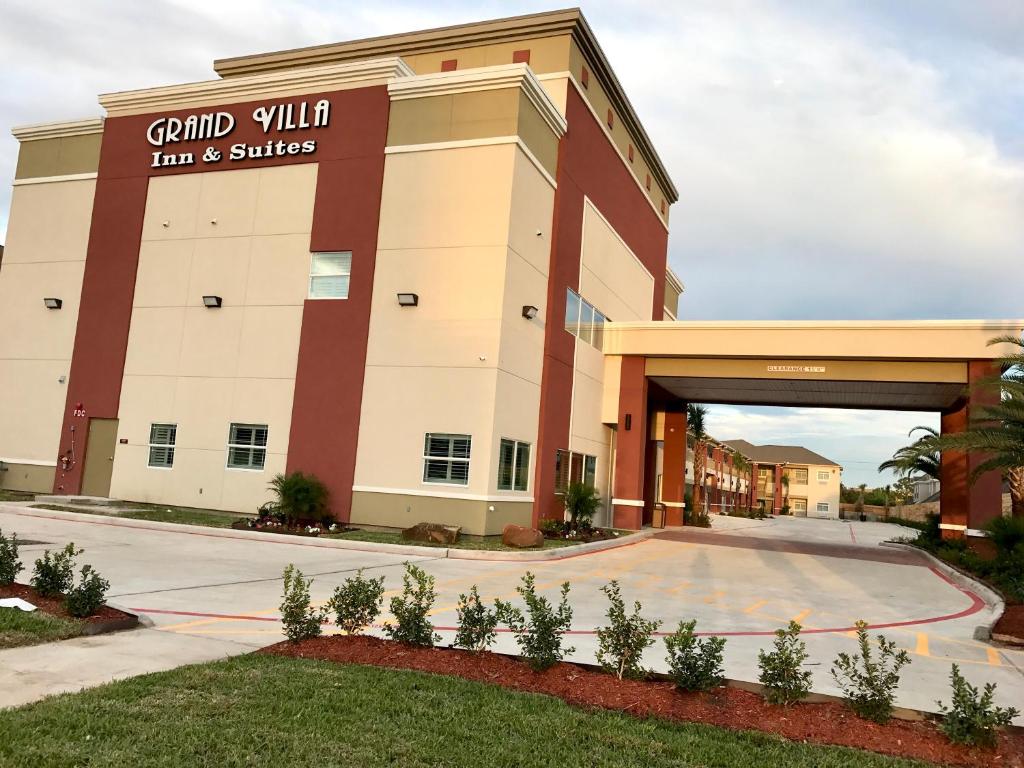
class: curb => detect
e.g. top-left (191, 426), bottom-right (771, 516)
top-left (881, 540), bottom-right (1005, 640)
top-left (1, 503), bottom-right (650, 562)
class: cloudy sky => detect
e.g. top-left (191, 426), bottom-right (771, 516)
top-left (1, 1), bottom-right (1020, 485)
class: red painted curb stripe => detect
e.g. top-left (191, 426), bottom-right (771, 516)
top-left (132, 567), bottom-right (986, 638)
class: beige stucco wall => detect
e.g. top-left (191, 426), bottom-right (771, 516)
top-left (0, 178), bottom-right (96, 490)
top-left (352, 141), bottom-right (552, 534)
top-left (784, 464), bottom-right (842, 519)
top-left (109, 164), bottom-right (317, 512)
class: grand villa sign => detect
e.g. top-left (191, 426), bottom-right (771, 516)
top-left (147, 98), bottom-right (331, 168)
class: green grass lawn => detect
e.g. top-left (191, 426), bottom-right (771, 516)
top-left (31, 503), bottom-right (240, 529)
top-left (325, 528), bottom-right (585, 551)
top-left (0, 654), bottom-right (929, 768)
top-left (0, 607), bottom-right (83, 649)
top-left (0, 489), bottom-right (35, 502)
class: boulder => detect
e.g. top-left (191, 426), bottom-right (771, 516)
top-left (502, 524), bottom-right (544, 549)
top-left (402, 522), bottom-right (461, 546)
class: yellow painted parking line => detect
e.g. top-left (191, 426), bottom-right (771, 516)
top-left (743, 600), bottom-right (768, 614)
top-left (987, 647), bottom-right (1002, 666)
top-left (703, 591), bottom-right (726, 605)
top-left (792, 608), bottom-right (812, 624)
top-left (915, 633), bottom-right (930, 657)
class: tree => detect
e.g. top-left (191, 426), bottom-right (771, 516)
top-left (781, 472), bottom-right (791, 512)
top-left (732, 454), bottom-right (751, 511)
top-left (893, 335), bottom-right (1023, 518)
top-left (687, 404), bottom-right (710, 516)
top-left (878, 426), bottom-right (941, 480)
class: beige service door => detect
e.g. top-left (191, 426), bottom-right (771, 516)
top-left (81, 418), bottom-right (118, 498)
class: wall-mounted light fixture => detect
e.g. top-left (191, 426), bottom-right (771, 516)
top-left (202, 295), bottom-right (223, 308)
top-left (521, 305), bottom-right (539, 320)
top-left (397, 293), bottom-right (419, 307)
top-left (43, 298), bottom-right (63, 310)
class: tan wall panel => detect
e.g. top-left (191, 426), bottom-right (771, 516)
top-left (644, 357), bottom-right (969, 384)
top-left (579, 200), bottom-right (654, 324)
top-left (401, 35), bottom-right (571, 76)
top-left (489, 370), bottom-right (542, 497)
top-left (186, 237), bottom-right (253, 308)
top-left (538, 76), bottom-right (568, 117)
top-left (177, 307), bottom-right (246, 379)
top-left (0, 261), bottom-right (85, 359)
top-left (515, 91), bottom-right (559, 177)
top-left (377, 144), bottom-right (514, 251)
top-left (0, 462), bottom-right (55, 493)
top-left (235, 306), bottom-right (303, 379)
top-left (508, 147), bottom-right (556, 275)
top-left (245, 235), bottom-right (313, 306)
top-left (133, 240), bottom-right (194, 308)
top-left (3, 179), bottom-right (96, 264)
top-left (253, 164), bottom-right (318, 235)
top-left (15, 134), bottom-right (102, 180)
top-left (387, 89), bottom-right (519, 147)
top-left (0, 360), bottom-right (70, 464)
top-left (196, 167), bottom-right (261, 239)
top-left (496, 250), bottom-right (548, 385)
top-left (351, 491), bottom-right (532, 536)
top-left (601, 355), bottom-right (621, 424)
top-left (141, 174), bottom-right (202, 241)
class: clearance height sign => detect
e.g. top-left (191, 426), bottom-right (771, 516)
top-left (147, 98), bottom-right (332, 168)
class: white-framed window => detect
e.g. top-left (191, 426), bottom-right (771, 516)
top-left (497, 438), bottom-right (531, 492)
top-left (790, 467), bottom-right (808, 484)
top-left (423, 433), bottom-right (471, 485)
top-left (308, 252), bottom-right (352, 299)
top-left (817, 470), bottom-right (831, 482)
top-left (554, 449), bottom-right (597, 493)
top-left (792, 498), bottom-right (807, 513)
top-left (816, 502), bottom-right (830, 513)
top-left (148, 423), bottom-right (176, 468)
top-left (564, 288), bottom-right (608, 350)
top-left (227, 423), bottom-right (268, 470)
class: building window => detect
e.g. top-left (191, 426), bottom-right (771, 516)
top-left (227, 423), bottom-right (268, 470)
top-left (817, 470), bottom-right (831, 482)
top-left (497, 438), bottom-right (531, 491)
top-left (309, 252), bottom-right (351, 299)
top-left (790, 468), bottom-right (808, 484)
top-left (148, 423), bottom-right (176, 468)
top-left (816, 502), bottom-right (830, 513)
top-left (564, 288), bottom-right (607, 350)
top-left (792, 498), bottom-right (807, 513)
top-left (554, 449), bottom-right (597, 493)
top-left (512, 49), bottom-right (531, 64)
top-left (423, 433), bottom-right (471, 485)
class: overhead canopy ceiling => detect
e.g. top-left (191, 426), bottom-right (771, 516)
top-left (651, 376), bottom-right (966, 411)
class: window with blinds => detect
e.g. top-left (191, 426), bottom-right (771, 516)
top-left (790, 468), bottom-right (808, 484)
top-left (309, 252), bottom-right (352, 299)
top-left (817, 502), bottom-right (830, 513)
top-left (554, 449), bottom-right (597, 493)
top-left (148, 423), bottom-right (176, 468)
top-left (497, 438), bottom-right (531, 491)
top-left (227, 423), bottom-right (268, 470)
top-left (817, 470), bottom-right (831, 482)
top-left (423, 433), bottom-right (471, 485)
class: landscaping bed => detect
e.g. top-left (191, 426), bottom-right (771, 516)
top-left (264, 634), bottom-right (1023, 768)
top-left (0, 583), bottom-right (137, 648)
top-left (994, 604), bottom-right (1024, 645)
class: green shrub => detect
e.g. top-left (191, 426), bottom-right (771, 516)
top-left (383, 562), bottom-right (439, 647)
top-left (499, 572), bottom-right (574, 671)
top-left (539, 518), bottom-right (564, 537)
top-left (986, 516), bottom-right (1024, 558)
top-left (757, 621), bottom-right (812, 705)
top-left (279, 564), bottom-right (325, 643)
top-left (0, 529), bottom-right (22, 585)
top-left (563, 482), bottom-right (600, 530)
top-left (31, 543), bottom-right (82, 597)
top-left (595, 580), bottom-right (662, 680)
top-left (938, 664), bottom-right (1019, 747)
top-left (664, 620), bottom-right (726, 692)
top-left (453, 585), bottom-right (501, 652)
top-left (830, 620), bottom-right (910, 723)
top-left (327, 569), bottom-right (385, 635)
top-left (64, 565), bottom-right (110, 617)
top-left (268, 472), bottom-right (329, 525)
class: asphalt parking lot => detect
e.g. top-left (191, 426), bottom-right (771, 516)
top-left (1, 504), bottom-right (1020, 721)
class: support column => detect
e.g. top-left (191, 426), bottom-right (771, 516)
top-left (612, 356), bottom-right (649, 530)
top-left (941, 361), bottom-right (1003, 537)
top-left (662, 408), bottom-right (687, 526)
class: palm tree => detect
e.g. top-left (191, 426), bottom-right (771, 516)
top-left (894, 334), bottom-right (1024, 518)
top-left (781, 472), bottom-right (790, 513)
top-left (687, 403), bottom-right (710, 517)
top-left (732, 453), bottom-right (751, 511)
top-left (878, 426), bottom-right (941, 480)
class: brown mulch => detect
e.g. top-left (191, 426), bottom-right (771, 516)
top-left (263, 635), bottom-right (1023, 768)
top-left (0, 583), bottom-right (132, 624)
top-left (994, 603), bottom-right (1024, 645)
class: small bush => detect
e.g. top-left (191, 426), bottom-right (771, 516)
top-left (539, 518), bottom-right (564, 537)
top-left (563, 483), bottom-right (600, 531)
top-left (830, 620), bottom-right (910, 723)
top-left (757, 620), bottom-right (812, 705)
top-left (595, 580), bottom-right (661, 680)
top-left (268, 471), bottom-right (329, 525)
top-left (453, 585), bottom-right (501, 652)
top-left (383, 562), bottom-right (440, 647)
top-left (327, 569), bottom-right (385, 635)
top-left (279, 564), bottom-right (325, 643)
top-left (64, 565), bottom-right (110, 617)
top-left (499, 572), bottom-right (574, 671)
top-left (986, 516), bottom-right (1024, 559)
top-left (664, 620), bottom-right (726, 692)
top-left (0, 529), bottom-right (22, 585)
top-left (938, 664), bottom-right (1019, 747)
top-left (31, 543), bottom-right (82, 597)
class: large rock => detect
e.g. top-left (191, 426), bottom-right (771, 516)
top-left (402, 522), bottom-right (461, 546)
top-left (502, 524), bottom-right (544, 549)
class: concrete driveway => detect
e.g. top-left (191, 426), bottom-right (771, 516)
top-left (1, 504), bottom-right (1021, 722)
